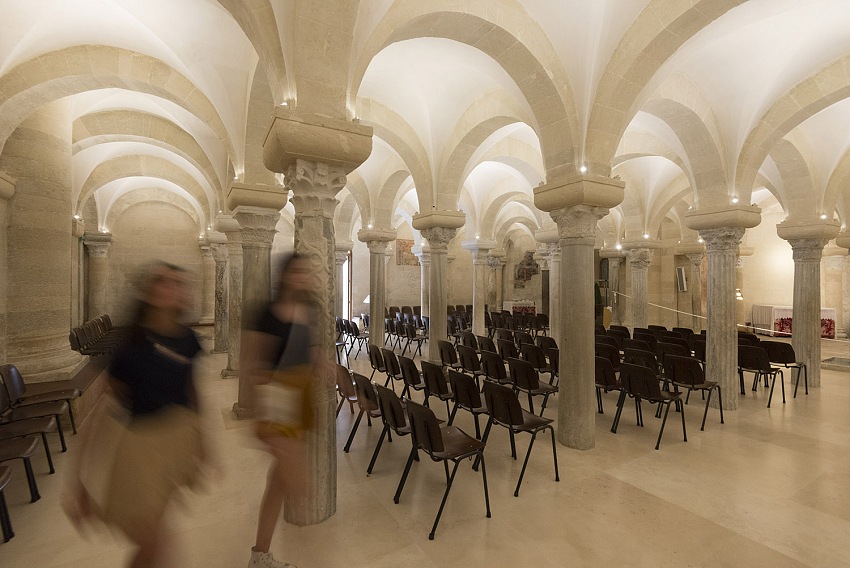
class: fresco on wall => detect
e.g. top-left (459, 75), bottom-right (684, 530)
top-left (396, 239), bottom-right (418, 266)
top-left (514, 251), bottom-right (539, 288)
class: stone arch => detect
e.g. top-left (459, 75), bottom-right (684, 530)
top-left (105, 186), bottom-right (202, 232)
top-left (496, 217), bottom-right (537, 245)
top-left (823, 147), bottom-right (850, 219)
top-left (374, 169), bottom-right (414, 229)
top-left (76, 154), bottom-right (214, 220)
top-left (640, 97), bottom-right (725, 207)
top-left (0, 46), bottom-right (235, 164)
top-left (475, 140), bottom-right (545, 188)
top-left (343, 171), bottom-right (372, 229)
top-left (586, 0), bottom-right (746, 173)
top-left (737, 54), bottom-right (850, 201)
top-left (351, 4), bottom-right (578, 179)
top-left (480, 191), bottom-right (536, 239)
top-left (335, 190), bottom-right (361, 243)
top-left (72, 109), bottom-right (223, 196)
top-left (647, 178), bottom-right (692, 236)
top-left (768, 138), bottom-right (816, 221)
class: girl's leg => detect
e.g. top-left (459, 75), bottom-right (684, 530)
top-left (130, 522), bottom-right (171, 568)
top-left (254, 460), bottom-right (286, 553)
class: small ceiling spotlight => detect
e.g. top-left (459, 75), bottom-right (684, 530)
top-left (280, 101), bottom-right (288, 107)
top-left (579, 165), bottom-right (588, 174)
top-left (367, 223), bottom-right (373, 229)
top-left (643, 233), bottom-right (650, 239)
top-left (476, 235), bottom-right (480, 239)
top-left (615, 243), bottom-right (622, 251)
top-left (820, 213), bottom-right (828, 220)
top-left (73, 214), bottom-right (80, 220)
top-left (698, 237), bottom-right (704, 244)
top-left (731, 197), bottom-right (739, 204)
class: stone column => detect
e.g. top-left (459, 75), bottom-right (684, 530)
top-left (627, 248), bottom-right (653, 329)
top-left (82, 233), bottom-right (112, 320)
top-left (216, 215), bottom-right (242, 380)
top-left (414, 211), bottom-right (465, 362)
top-left (264, 108), bottom-right (372, 527)
top-left (548, 244), bottom-right (561, 343)
top-left (199, 240), bottom-right (215, 325)
top-left (700, 228), bottom-right (745, 409)
top-left (686, 253), bottom-right (705, 330)
top-left (608, 256), bottom-right (624, 326)
top-left (358, 230), bottom-right (395, 345)
top-left (233, 205), bottom-right (280, 417)
top-left (462, 240), bottom-right (495, 336)
top-left (210, 240), bottom-right (229, 353)
top-left (489, 249), bottom-right (506, 311)
top-left (0, 174), bottom-right (14, 365)
top-left (412, 245), bottom-right (430, 317)
top-left (0, 100), bottom-right (82, 381)
top-left (334, 241), bottom-right (352, 318)
top-left (534, 175), bottom-right (624, 450)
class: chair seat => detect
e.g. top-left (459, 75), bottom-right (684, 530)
top-left (0, 417), bottom-right (56, 439)
top-left (515, 409), bottom-right (554, 433)
top-left (529, 381), bottom-right (558, 395)
top-left (20, 389), bottom-right (80, 404)
top-left (432, 426), bottom-right (485, 459)
top-left (5, 400), bottom-right (68, 421)
top-left (0, 436), bottom-right (39, 461)
top-left (0, 465), bottom-right (10, 489)
top-left (676, 381), bottom-right (718, 390)
top-left (596, 381), bottom-right (624, 392)
top-left (646, 391), bottom-right (681, 403)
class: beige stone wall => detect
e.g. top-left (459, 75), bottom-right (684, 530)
top-left (741, 212), bottom-right (794, 325)
top-left (351, 236), bottom-right (369, 318)
top-left (107, 201), bottom-right (203, 326)
top-left (385, 223), bottom-right (420, 308)
top-left (503, 234), bottom-right (541, 310)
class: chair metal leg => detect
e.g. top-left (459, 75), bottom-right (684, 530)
top-left (344, 410), bottom-right (364, 452)
top-left (611, 391), bottom-right (627, 433)
top-left (429, 460), bottom-right (460, 540)
top-left (393, 447), bottom-right (417, 504)
top-left (448, 403), bottom-right (459, 425)
top-left (68, 406), bottom-right (77, 435)
top-left (701, 388), bottom-right (712, 432)
top-left (473, 418), bottom-right (493, 471)
top-left (0, 490), bottom-right (13, 542)
top-left (514, 431), bottom-right (537, 497)
top-left (739, 369), bottom-right (746, 395)
top-left (596, 387), bottom-right (604, 414)
top-left (23, 457), bottom-right (40, 502)
top-left (336, 396), bottom-right (346, 417)
top-left (717, 386), bottom-right (725, 424)
top-left (56, 419), bottom-right (67, 452)
top-left (539, 393), bottom-right (551, 416)
top-left (680, 399), bottom-right (687, 443)
top-left (509, 428), bottom-right (517, 459)
top-left (367, 425), bottom-right (389, 475)
top-left (655, 403), bottom-right (671, 450)
top-left (549, 426), bottom-right (560, 482)
top-left (767, 370), bottom-right (785, 408)
top-left (40, 432), bottom-right (55, 474)
top-left (478, 452), bottom-right (491, 519)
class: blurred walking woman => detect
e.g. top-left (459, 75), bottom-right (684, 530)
top-left (243, 254), bottom-right (326, 568)
top-left (66, 262), bottom-right (205, 568)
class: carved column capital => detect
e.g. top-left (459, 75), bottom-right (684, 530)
top-left (788, 238), bottom-right (827, 262)
top-left (211, 242), bottom-right (228, 263)
top-left (421, 226), bottom-right (458, 252)
top-left (699, 227), bottom-right (745, 253)
top-left (686, 252), bottom-right (705, 266)
top-left (366, 239), bottom-right (390, 255)
top-left (285, 160), bottom-right (345, 219)
top-left (550, 204), bottom-right (608, 244)
top-left (83, 233), bottom-right (113, 257)
top-left (627, 247), bottom-right (653, 269)
top-left (607, 256), bottom-right (622, 268)
top-left (233, 206), bottom-right (279, 249)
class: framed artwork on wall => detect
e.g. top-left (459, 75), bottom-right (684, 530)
top-left (396, 238), bottom-right (417, 266)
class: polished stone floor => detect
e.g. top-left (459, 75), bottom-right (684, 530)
top-left (2, 336), bottom-right (850, 567)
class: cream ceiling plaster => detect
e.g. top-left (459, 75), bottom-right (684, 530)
top-left (100, 183), bottom-right (203, 233)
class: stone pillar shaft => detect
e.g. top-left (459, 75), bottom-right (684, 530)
top-left (367, 240), bottom-right (390, 344)
top-left (686, 253), bottom-right (705, 331)
top-left (553, 205), bottom-right (608, 450)
top-left (218, 218), bottom-right (243, 381)
top-left (494, 262), bottom-right (505, 310)
top-left (83, 234), bottom-right (112, 320)
top-left (701, 227), bottom-right (745, 410)
top-left (548, 245), bottom-right (561, 344)
top-left (471, 251), bottom-right (489, 335)
top-left (334, 249), bottom-right (349, 318)
top-left (416, 252), bottom-right (431, 318)
top-left (199, 244), bottom-right (215, 325)
top-left (608, 257), bottom-right (623, 326)
top-left (421, 227), bottom-right (457, 362)
top-left (790, 239), bottom-right (827, 388)
top-left (628, 249), bottom-right (653, 329)
top-left (210, 243), bottom-right (229, 353)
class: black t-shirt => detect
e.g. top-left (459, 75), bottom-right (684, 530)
top-left (252, 305), bottom-right (293, 366)
top-left (109, 326), bottom-right (202, 416)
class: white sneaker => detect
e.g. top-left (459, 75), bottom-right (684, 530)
top-left (248, 547), bottom-right (297, 568)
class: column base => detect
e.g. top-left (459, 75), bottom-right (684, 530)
top-left (221, 368), bottom-right (238, 379)
top-left (198, 317), bottom-right (214, 325)
top-left (231, 402), bottom-right (255, 420)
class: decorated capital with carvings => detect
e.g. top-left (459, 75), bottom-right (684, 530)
top-left (686, 253), bottom-right (705, 267)
top-left (366, 240), bottom-right (390, 255)
top-left (627, 248), bottom-right (653, 269)
top-left (789, 238), bottom-right (827, 263)
top-left (83, 233), bottom-right (113, 258)
top-left (699, 227), bottom-right (745, 254)
top-left (421, 226), bottom-right (457, 252)
top-left (550, 204), bottom-right (608, 243)
top-left (286, 160), bottom-right (345, 219)
top-left (234, 207), bottom-right (280, 249)
top-left (486, 255), bottom-right (502, 270)
top-left (607, 256), bottom-right (622, 269)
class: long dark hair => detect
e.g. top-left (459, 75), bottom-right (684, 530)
top-left (127, 261), bottom-right (187, 343)
top-left (273, 253), bottom-right (308, 303)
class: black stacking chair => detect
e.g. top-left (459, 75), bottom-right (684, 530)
top-left (0, 466), bottom-right (12, 541)
top-left (662, 354), bottom-right (724, 431)
top-left (480, 350), bottom-right (512, 386)
top-left (507, 358), bottom-right (557, 416)
top-left (622, 337), bottom-right (653, 354)
top-left (519, 343), bottom-right (553, 385)
top-left (595, 343), bottom-right (621, 372)
top-left (368, 383), bottom-right (412, 475)
top-left (394, 399), bottom-right (490, 540)
top-left (595, 356), bottom-right (624, 415)
top-left (367, 343), bottom-right (386, 382)
top-left (421, 361), bottom-right (454, 418)
top-left (536, 335), bottom-right (557, 351)
top-left (761, 340), bottom-right (808, 398)
top-left (459, 331), bottom-right (478, 351)
top-left (738, 345), bottom-right (784, 408)
top-left (478, 381), bottom-right (559, 497)
top-left (398, 355), bottom-right (427, 402)
top-left (615, 363), bottom-right (687, 450)
top-left (0, 364), bottom-right (79, 434)
top-left (456, 344), bottom-right (484, 386)
top-left (596, 334), bottom-right (620, 351)
top-left (401, 323), bottom-right (427, 357)
top-left (343, 373), bottom-right (381, 453)
top-left (381, 348), bottom-right (403, 392)
top-left (447, 370), bottom-right (487, 439)
top-left (437, 340), bottom-right (462, 371)
top-left (477, 335), bottom-right (497, 354)
top-left (497, 338), bottom-right (519, 361)
top-left (334, 364), bottom-right (357, 417)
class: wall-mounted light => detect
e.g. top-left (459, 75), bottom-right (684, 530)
top-left (476, 235), bottom-right (480, 240)
top-left (579, 165), bottom-right (588, 174)
top-left (643, 233), bottom-right (650, 239)
top-left (367, 223), bottom-right (373, 229)
top-left (73, 214), bottom-right (80, 220)
top-left (698, 237), bottom-right (704, 244)
top-left (820, 213), bottom-right (828, 220)
top-left (280, 101), bottom-right (288, 107)
top-left (615, 243), bottom-right (622, 251)
top-left (731, 197), bottom-right (739, 204)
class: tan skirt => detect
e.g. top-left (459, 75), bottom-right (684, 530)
top-left (100, 405), bottom-right (203, 541)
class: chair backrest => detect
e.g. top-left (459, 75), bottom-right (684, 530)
top-left (535, 335), bottom-right (557, 351)
top-left (480, 350), bottom-right (507, 383)
top-left (403, 323), bottom-right (420, 340)
top-left (421, 362), bottom-right (450, 398)
top-left (381, 348), bottom-right (401, 376)
top-left (672, 327), bottom-right (694, 338)
top-left (405, 398), bottom-right (445, 454)
top-left (537, 313), bottom-right (549, 326)
top-left (595, 343), bottom-right (621, 368)
top-left (335, 365), bottom-right (356, 399)
top-left (548, 348), bottom-right (560, 375)
top-left (595, 356), bottom-right (620, 389)
top-left (0, 364), bottom-right (25, 401)
top-left (350, 320), bottom-right (362, 336)
top-left (459, 331), bottom-right (478, 350)
top-left (448, 370), bottom-right (484, 410)
top-left (691, 339), bottom-right (707, 362)
top-left (609, 324), bottom-right (630, 338)
top-left (437, 340), bottom-right (458, 367)
top-left (507, 357), bottom-right (538, 390)
top-left (374, 383), bottom-right (407, 431)
top-left (398, 355), bottom-right (423, 388)
top-left (0, 379), bottom-right (12, 413)
top-left (457, 344), bottom-right (481, 374)
top-left (607, 329), bottom-right (630, 345)
top-left (495, 328), bottom-right (514, 342)
top-left (401, 305), bottom-right (413, 316)
top-left (491, 314), bottom-right (504, 329)
top-left (622, 338), bottom-right (652, 353)
top-left (623, 348), bottom-right (659, 375)
top-left (655, 341), bottom-right (688, 364)
top-left (352, 373), bottom-right (379, 413)
top-left (515, 331), bottom-right (534, 346)
top-left (520, 343), bottom-right (548, 370)
top-left (633, 331), bottom-right (657, 350)
top-left (477, 335), bottom-right (497, 353)
top-left (648, 324), bottom-right (667, 338)
top-left (662, 354), bottom-right (705, 388)
top-left (595, 334), bottom-right (619, 350)
top-left (482, 381), bottom-right (524, 427)
top-left (760, 340), bottom-right (798, 365)
top-left (619, 363), bottom-right (663, 400)
top-left (595, 324), bottom-right (606, 335)
top-left (738, 331), bottom-right (760, 346)
top-left (497, 338), bottom-right (519, 361)
top-left (738, 345), bottom-right (772, 372)
top-left (368, 343), bottom-right (385, 372)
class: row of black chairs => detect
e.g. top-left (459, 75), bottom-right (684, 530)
top-left (0, 364), bottom-right (80, 543)
top-left (383, 318), bottom-right (428, 356)
top-left (336, 361), bottom-right (558, 539)
top-left (69, 314), bottom-right (126, 357)
top-left (336, 318), bottom-right (369, 360)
